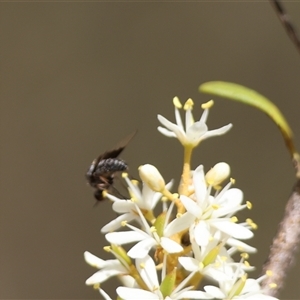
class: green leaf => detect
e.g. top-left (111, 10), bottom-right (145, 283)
top-left (199, 81), bottom-right (296, 157)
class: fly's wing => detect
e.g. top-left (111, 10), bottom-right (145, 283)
top-left (86, 130), bottom-right (137, 182)
top-left (100, 130), bottom-right (137, 160)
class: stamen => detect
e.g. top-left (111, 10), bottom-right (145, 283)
top-left (183, 98), bottom-right (194, 110)
top-left (246, 201), bottom-right (252, 209)
top-left (244, 261), bottom-right (250, 267)
top-left (241, 252), bottom-right (249, 259)
top-left (150, 226), bottom-right (157, 233)
top-left (231, 216), bottom-right (238, 223)
top-left (103, 246), bottom-right (111, 252)
top-left (201, 99), bottom-right (214, 109)
top-left (246, 218), bottom-right (258, 230)
top-left (266, 270), bottom-right (273, 277)
top-left (173, 96), bottom-right (182, 109)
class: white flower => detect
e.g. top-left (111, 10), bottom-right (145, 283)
top-left (101, 176), bottom-right (173, 233)
top-left (157, 97), bottom-right (232, 147)
top-left (105, 202), bottom-right (186, 258)
top-left (116, 255), bottom-right (213, 300)
top-left (84, 96), bottom-right (270, 300)
top-left (204, 271), bottom-right (279, 300)
top-left (84, 251), bottom-right (130, 285)
top-left (180, 165), bottom-right (254, 247)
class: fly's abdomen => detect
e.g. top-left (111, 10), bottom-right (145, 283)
top-left (94, 158), bottom-right (128, 175)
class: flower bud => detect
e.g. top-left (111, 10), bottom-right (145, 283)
top-left (138, 164), bottom-right (165, 192)
top-left (205, 162), bottom-right (230, 186)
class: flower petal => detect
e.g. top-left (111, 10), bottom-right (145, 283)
top-left (178, 256), bottom-right (199, 272)
top-left (136, 255), bottom-right (159, 289)
top-left (160, 237), bottom-right (183, 253)
top-left (127, 238), bottom-right (156, 258)
top-left (157, 126), bottom-right (176, 138)
top-left (204, 285), bottom-right (225, 298)
top-left (211, 220), bottom-right (254, 240)
top-left (201, 123), bottom-right (232, 140)
top-left (194, 221), bottom-right (211, 246)
top-left (193, 165), bottom-right (207, 205)
top-left (85, 268), bottom-right (125, 285)
top-left (105, 231), bottom-right (147, 245)
top-left (84, 251), bottom-right (105, 268)
top-left (179, 290), bottom-right (214, 299)
top-left (227, 237), bottom-right (257, 253)
top-left (164, 212), bottom-right (192, 237)
top-left (101, 213), bottom-right (134, 233)
top-left (180, 195), bottom-right (202, 217)
top-left (117, 287), bottom-right (160, 300)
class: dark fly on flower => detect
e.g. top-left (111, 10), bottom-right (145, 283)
top-left (86, 131), bottom-right (136, 202)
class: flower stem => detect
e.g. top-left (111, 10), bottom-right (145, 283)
top-left (179, 146), bottom-right (193, 196)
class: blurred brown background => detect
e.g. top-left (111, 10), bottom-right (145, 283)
top-left (1, 2), bottom-right (300, 299)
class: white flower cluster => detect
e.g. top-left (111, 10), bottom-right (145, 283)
top-left (84, 97), bottom-right (278, 300)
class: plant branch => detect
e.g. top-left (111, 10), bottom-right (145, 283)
top-left (269, 0), bottom-right (300, 55)
top-left (261, 156), bottom-right (300, 296)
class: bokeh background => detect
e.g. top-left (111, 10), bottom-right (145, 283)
top-left (1, 2), bottom-right (300, 299)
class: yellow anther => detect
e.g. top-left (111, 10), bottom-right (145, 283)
top-left (230, 177), bottom-right (236, 184)
top-left (176, 213), bottom-right (183, 218)
top-left (269, 283), bottom-right (277, 288)
top-left (244, 261), bottom-right (250, 267)
top-left (198, 262), bottom-right (204, 269)
top-left (214, 261), bottom-right (221, 267)
top-left (93, 283), bottom-right (100, 290)
top-left (231, 216), bottom-right (238, 223)
top-left (140, 263), bottom-right (145, 269)
top-left (121, 221), bottom-right (127, 227)
top-left (131, 179), bottom-right (139, 185)
top-left (173, 96), bottom-right (182, 109)
top-left (241, 252), bottom-right (249, 259)
top-left (122, 172), bottom-right (128, 178)
top-left (246, 218), bottom-right (258, 230)
top-left (183, 98), bottom-right (194, 110)
top-left (266, 270), bottom-right (273, 277)
top-left (172, 193), bottom-right (179, 199)
top-left (103, 246), bottom-right (111, 252)
top-left (150, 226), bottom-right (157, 233)
top-left (250, 223), bottom-right (257, 230)
top-left (246, 201), bottom-right (252, 209)
top-left (161, 196), bottom-right (168, 202)
top-left (201, 99), bottom-right (214, 109)
top-left (102, 190), bottom-right (108, 198)
top-left (212, 204), bottom-right (220, 210)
